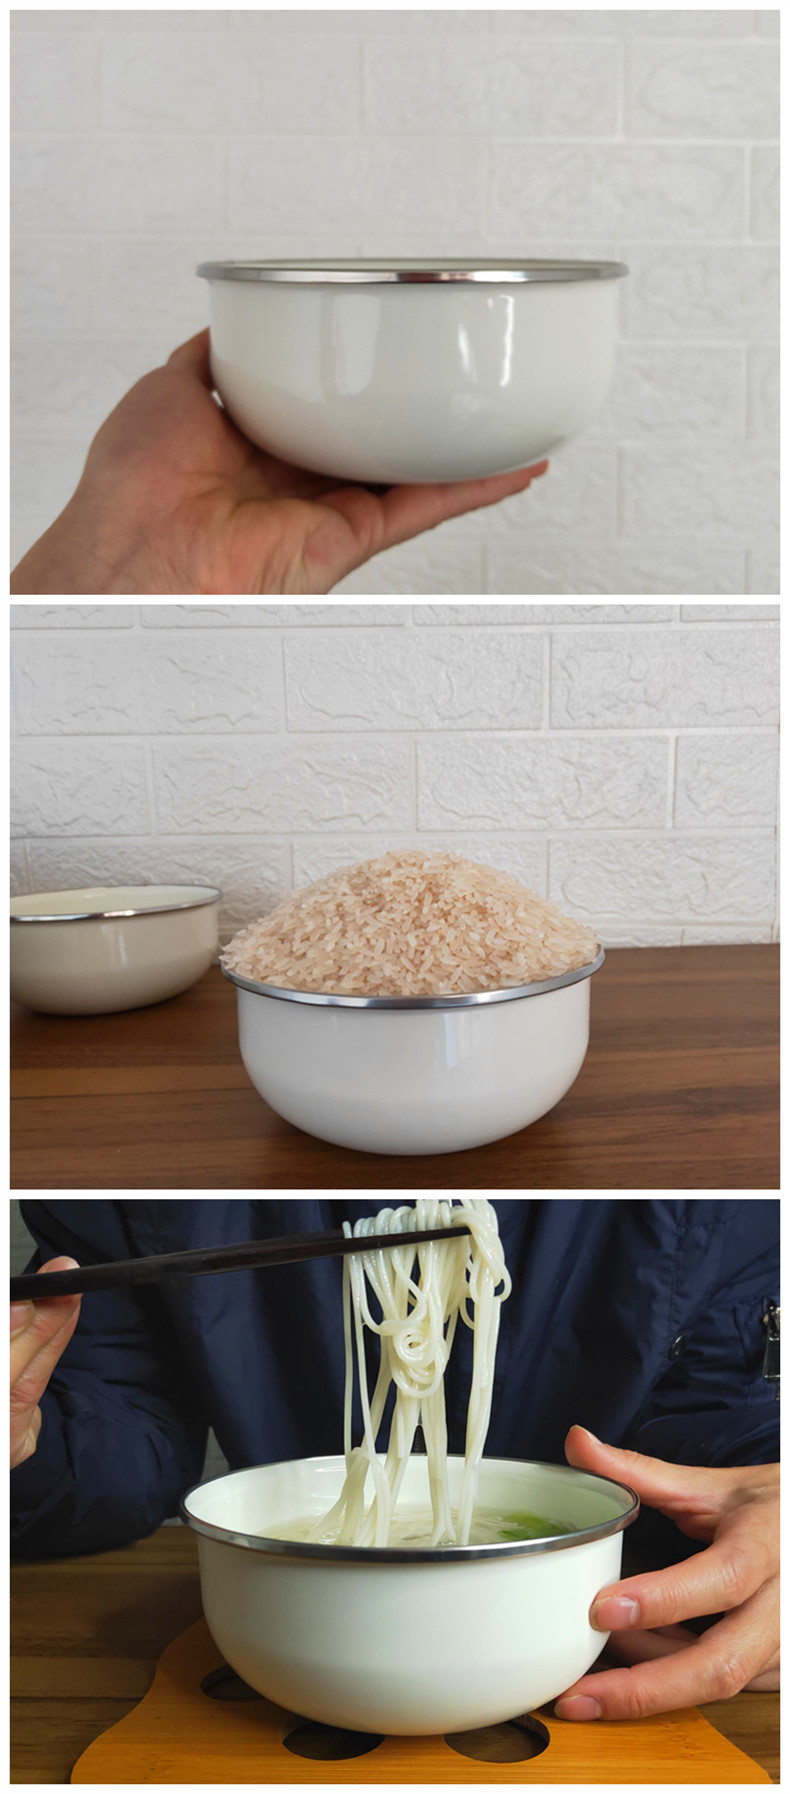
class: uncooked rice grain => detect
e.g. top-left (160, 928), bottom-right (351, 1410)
top-left (221, 850), bottom-right (600, 998)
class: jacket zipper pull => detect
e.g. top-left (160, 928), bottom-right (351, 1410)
top-left (762, 1302), bottom-right (780, 1399)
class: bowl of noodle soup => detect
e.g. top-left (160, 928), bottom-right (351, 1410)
top-left (183, 1201), bottom-right (638, 1735)
top-left (184, 1453), bottom-right (638, 1734)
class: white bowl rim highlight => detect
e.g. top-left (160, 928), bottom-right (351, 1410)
top-left (181, 1454), bottom-right (639, 1564)
top-left (10, 884), bottom-right (223, 924)
top-left (220, 946), bottom-right (605, 1010)
top-left (197, 257), bottom-right (629, 286)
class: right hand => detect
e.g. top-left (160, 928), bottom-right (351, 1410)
top-left (10, 1258), bottom-right (82, 1468)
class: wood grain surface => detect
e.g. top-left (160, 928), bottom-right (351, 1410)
top-left (10, 1530), bottom-right (778, 1786)
top-left (10, 946), bottom-right (778, 1189)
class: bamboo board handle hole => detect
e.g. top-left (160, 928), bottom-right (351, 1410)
top-left (200, 1667), bottom-right (263, 1703)
top-left (282, 1720), bottom-right (386, 1762)
top-left (199, 1665), bottom-right (550, 1766)
top-left (445, 1715), bottom-right (550, 1764)
top-left (200, 1670), bottom-right (386, 1762)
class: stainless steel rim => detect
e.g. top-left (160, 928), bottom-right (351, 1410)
top-left (197, 258), bottom-right (628, 286)
top-left (11, 887), bottom-right (223, 924)
top-left (220, 946), bottom-right (604, 1009)
top-left (181, 1456), bottom-right (639, 1563)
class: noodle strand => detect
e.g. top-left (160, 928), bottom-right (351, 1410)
top-left (309, 1199), bottom-right (511, 1548)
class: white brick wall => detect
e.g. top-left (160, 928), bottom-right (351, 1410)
top-left (10, 601), bottom-right (778, 948)
top-left (10, 9), bottom-right (778, 596)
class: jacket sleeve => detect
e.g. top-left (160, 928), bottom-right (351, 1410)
top-left (626, 1199), bottom-right (780, 1470)
top-left (11, 1202), bottom-right (208, 1560)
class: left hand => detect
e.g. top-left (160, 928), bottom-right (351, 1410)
top-left (10, 329), bottom-right (549, 595)
top-left (10, 1258), bottom-right (82, 1469)
top-left (554, 1425), bottom-right (779, 1721)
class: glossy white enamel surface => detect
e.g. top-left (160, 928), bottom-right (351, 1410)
top-left (185, 1456), bottom-right (633, 1735)
top-left (10, 886), bottom-right (220, 1014)
top-left (203, 277), bottom-right (621, 483)
top-left (234, 974), bottom-right (592, 1155)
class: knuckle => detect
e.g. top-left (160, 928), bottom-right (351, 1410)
top-left (637, 1570), bottom-right (690, 1625)
top-left (717, 1543), bottom-right (751, 1604)
top-left (643, 1573), bottom-right (683, 1620)
top-left (711, 1652), bottom-right (750, 1701)
top-left (25, 1304), bottom-right (58, 1340)
top-left (9, 1383), bottom-right (36, 1415)
top-left (612, 1674), bottom-right (653, 1722)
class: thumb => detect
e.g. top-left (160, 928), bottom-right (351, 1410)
top-left (564, 1424), bottom-right (718, 1517)
top-left (167, 328), bottom-right (213, 389)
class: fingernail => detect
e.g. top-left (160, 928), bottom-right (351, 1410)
top-left (555, 1696), bottom-right (603, 1722)
top-left (591, 1595), bottom-right (640, 1630)
top-left (10, 1302), bottom-right (33, 1334)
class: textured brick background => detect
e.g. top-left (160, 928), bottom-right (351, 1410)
top-left (10, 601), bottom-right (779, 947)
top-left (10, 9), bottom-right (778, 596)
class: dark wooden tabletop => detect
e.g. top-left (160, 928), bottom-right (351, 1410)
top-left (10, 945), bottom-right (778, 1190)
top-left (9, 1528), bottom-right (779, 1785)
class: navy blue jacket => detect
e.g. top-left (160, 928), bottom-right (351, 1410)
top-left (11, 1199), bottom-right (779, 1561)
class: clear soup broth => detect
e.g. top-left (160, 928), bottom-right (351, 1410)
top-left (263, 1505), bottom-right (573, 1548)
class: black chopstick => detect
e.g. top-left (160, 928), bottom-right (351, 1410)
top-left (9, 1223), bottom-right (472, 1302)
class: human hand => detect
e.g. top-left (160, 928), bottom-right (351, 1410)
top-left (10, 329), bottom-right (549, 596)
top-left (554, 1425), bottom-right (779, 1721)
top-left (11, 1259), bottom-right (82, 1468)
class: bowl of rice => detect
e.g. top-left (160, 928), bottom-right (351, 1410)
top-left (221, 851), bottom-right (602, 1155)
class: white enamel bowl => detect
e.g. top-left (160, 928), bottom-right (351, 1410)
top-left (10, 885), bottom-right (222, 1014)
top-left (222, 951), bottom-right (603, 1155)
top-left (197, 260), bottom-right (628, 484)
top-left (183, 1455), bottom-right (638, 1736)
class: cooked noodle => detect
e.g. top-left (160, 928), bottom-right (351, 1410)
top-left (309, 1199), bottom-right (510, 1549)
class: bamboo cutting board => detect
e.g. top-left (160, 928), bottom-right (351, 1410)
top-left (71, 1618), bottom-right (770, 1784)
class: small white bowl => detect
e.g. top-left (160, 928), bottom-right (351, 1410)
top-left (197, 259), bottom-right (627, 484)
top-left (183, 1454), bottom-right (638, 1736)
top-left (221, 951), bottom-right (603, 1155)
top-left (10, 885), bottom-right (222, 1015)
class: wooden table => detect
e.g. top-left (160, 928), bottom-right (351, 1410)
top-left (10, 1529), bottom-right (779, 1785)
top-left (10, 946), bottom-right (778, 1189)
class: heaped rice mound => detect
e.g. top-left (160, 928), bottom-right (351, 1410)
top-left (221, 850), bottom-right (600, 998)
